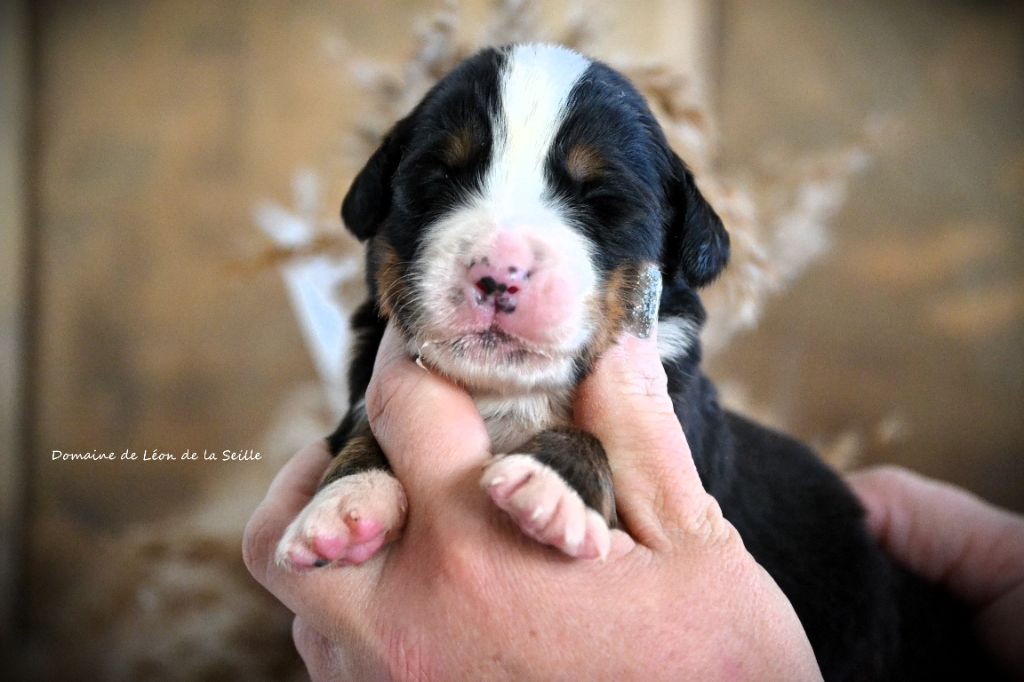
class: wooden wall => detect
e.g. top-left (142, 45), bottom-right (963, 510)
top-left (1, 0), bottom-right (29, 657)
top-left (710, 0), bottom-right (1024, 511)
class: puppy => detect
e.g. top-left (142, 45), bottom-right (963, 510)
top-left (277, 44), bottom-right (996, 680)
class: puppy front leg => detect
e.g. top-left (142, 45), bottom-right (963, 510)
top-left (481, 428), bottom-right (615, 560)
top-left (276, 423), bottom-right (407, 571)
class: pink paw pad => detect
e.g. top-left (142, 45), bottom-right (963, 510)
top-left (276, 470), bottom-right (406, 571)
top-left (480, 454), bottom-right (611, 560)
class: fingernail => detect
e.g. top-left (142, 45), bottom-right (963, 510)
top-left (624, 263), bottom-right (662, 338)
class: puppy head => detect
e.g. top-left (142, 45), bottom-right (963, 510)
top-left (343, 44), bottom-right (728, 393)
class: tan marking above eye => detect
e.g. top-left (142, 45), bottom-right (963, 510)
top-left (565, 144), bottom-right (605, 183)
top-left (442, 128), bottom-right (477, 167)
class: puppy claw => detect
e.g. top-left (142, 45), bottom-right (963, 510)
top-left (481, 454), bottom-right (610, 559)
top-left (275, 470), bottom-right (406, 572)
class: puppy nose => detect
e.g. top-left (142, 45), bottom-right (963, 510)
top-left (467, 232), bottom-right (534, 314)
top-left (475, 274), bottom-right (520, 297)
top-left (469, 263), bottom-right (528, 314)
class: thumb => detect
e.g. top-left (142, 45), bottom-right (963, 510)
top-left (365, 322), bottom-right (491, 500)
top-left (575, 268), bottom-right (716, 550)
top-left (847, 466), bottom-right (1024, 608)
top-left (848, 466), bottom-right (1024, 675)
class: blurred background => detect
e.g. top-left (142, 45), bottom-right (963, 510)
top-left (1, 0), bottom-right (1021, 679)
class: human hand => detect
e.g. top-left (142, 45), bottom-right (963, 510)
top-left (244, 323), bottom-right (822, 680)
top-left (848, 467), bottom-right (1024, 677)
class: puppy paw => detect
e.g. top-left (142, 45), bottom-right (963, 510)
top-left (275, 470), bottom-right (407, 571)
top-left (481, 454), bottom-right (610, 560)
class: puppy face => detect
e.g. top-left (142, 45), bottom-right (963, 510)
top-left (344, 44), bottom-right (728, 394)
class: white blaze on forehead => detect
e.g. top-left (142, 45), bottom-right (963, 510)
top-left (487, 44), bottom-right (591, 209)
top-left (412, 44), bottom-right (600, 392)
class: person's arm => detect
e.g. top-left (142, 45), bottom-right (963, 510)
top-left (243, 324), bottom-right (822, 680)
top-left (848, 467), bottom-right (1024, 677)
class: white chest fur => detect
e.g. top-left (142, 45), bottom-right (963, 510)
top-left (474, 390), bottom-right (573, 453)
top-left (403, 318), bottom-right (693, 454)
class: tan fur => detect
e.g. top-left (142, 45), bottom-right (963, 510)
top-left (565, 144), bottom-right (605, 183)
top-left (584, 263), bottom-right (639, 364)
top-left (372, 240), bottom-right (403, 318)
top-left (442, 127), bottom-right (478, 168)
top-left (321, 430), bottom-right (380, 487)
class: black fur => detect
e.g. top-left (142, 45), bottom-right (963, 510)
top-left (517, 427), bottom-right (617, 524)
top-left (327, 46), bottom-right (1000, 680)
top-left (321, 430), bottom-right (388, 488)
top-left (342, 47), bottom-right (505, 250)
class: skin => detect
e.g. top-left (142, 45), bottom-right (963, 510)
top-left (244, 324), bottom-right (822, 680)
top-left (244, 322), bottom-right (1024, 680)
top-left (848, 467), bottom-right (1024, 677)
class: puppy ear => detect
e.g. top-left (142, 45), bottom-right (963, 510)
top-left (341, 117), bottom-right (412, 241)
top-left (662, 151), bottom-right (729, 287)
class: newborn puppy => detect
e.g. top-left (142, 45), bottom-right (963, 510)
top-left (277, 44), bottom-right (994, 680)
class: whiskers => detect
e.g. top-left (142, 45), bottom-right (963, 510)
top-left (415, 339), bottom-right (437, 371)
top-left (384, 267), bottom-right (423, 319)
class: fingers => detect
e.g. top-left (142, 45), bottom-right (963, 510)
top-left (575, 328), bottom-right (719, 551)
top-left (848, 466), bottom-right (1024, 609)
top-left (243, 441), bottom-right (333, 590)
top-left (243, 442), bottom-right (376, 627)
top-left (293, 616), bottom-right (374, 681)
top-left (365, 323), bottom-right (491, 500)
top-left (293, 616), bottom-right (340, 681)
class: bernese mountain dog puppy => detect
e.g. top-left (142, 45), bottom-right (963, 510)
top-left (276, 44), bottom-right (996, 680)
